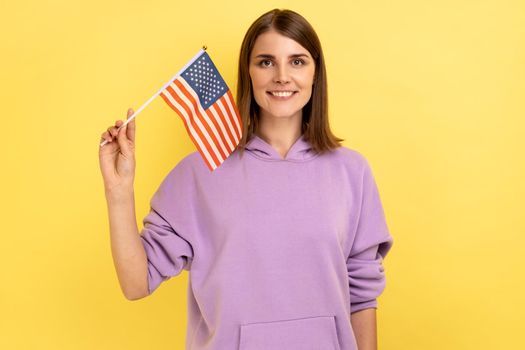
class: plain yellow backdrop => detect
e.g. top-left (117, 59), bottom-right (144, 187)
top-left (1, 0), bottom-right (524, 349)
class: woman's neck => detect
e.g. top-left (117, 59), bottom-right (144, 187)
top-left (255, 112), bottom-right (303, 159)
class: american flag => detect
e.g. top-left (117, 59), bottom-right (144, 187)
top-left (159, 51), bottom-right (242, 171)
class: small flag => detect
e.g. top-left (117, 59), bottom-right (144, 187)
top-left (159, 50), bottom-right (243, 171)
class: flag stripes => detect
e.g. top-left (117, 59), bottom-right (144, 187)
top-left (160, 75), bottom-right (242, 171)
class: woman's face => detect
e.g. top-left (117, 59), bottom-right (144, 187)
top-left (249, 30), bottom-right (316, 122)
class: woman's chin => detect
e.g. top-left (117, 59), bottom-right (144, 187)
top-left (259, 109), bottom-right (303, 120)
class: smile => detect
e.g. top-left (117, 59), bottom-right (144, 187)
top-left (267, 91), bottom-right (297, 97)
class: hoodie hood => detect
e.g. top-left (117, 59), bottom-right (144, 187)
top-left (244, 134), bottom-right (319, 162)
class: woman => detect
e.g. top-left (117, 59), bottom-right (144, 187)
top-left (99, 8), bottom-right (393, 350)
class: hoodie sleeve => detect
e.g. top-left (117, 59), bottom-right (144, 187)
top-left (139, 161), bottom-right (196, 295)
top-left (347, 157), bottom-right (394, 314)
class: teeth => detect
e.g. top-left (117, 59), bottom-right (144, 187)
top-left (270, 91), bottom-right (294, 97)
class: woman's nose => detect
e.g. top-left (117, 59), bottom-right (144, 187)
top-left (273, 65), bottom-right (290, 84)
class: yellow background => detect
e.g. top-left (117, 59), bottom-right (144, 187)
top-left (1, 0), bottom-right (524, 349)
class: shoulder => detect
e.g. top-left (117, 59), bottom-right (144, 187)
top-left (328, 145), bottom-right (371, 173)
top-left (156, 151), bottom-right (202, 191)
top-left (168, 151), bottom-right (202, 174)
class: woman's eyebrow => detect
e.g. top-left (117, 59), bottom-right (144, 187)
top-left (253, 53), bottom-right (310, 59)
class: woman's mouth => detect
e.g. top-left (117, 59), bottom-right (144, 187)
top-left (267, 91), bottom-right (298, 100)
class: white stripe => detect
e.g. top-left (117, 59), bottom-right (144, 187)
top-left (162, 87), bottom-right (218, 168)
top-left (216, 98), bottom-right (240, 143)
top-left (170, 80), bottom-right (226, 165)
top-left (178, 78), bottom-right (230, 158)
top-left (208, 104), bottom-right (235, 151)
top-left (162, 88), bottom-right (217, 168)
top-left (223, 92), bottom-right (242, 138)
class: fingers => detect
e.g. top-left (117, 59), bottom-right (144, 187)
top-left (101, 124), bottom-right (119, 143)
top-left (100, 108), bottom-right (133, 144)
top-left (126, 108), bottom-right (136, 143)
top-left (117, 107), bottom-right (136, 155)
top-left (100, 128), bottom-right (114, 143)
top-left (117, 120), bottom-right (131, 155)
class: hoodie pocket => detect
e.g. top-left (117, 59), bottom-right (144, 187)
top-left (239, 315), bottom-right (341, 350)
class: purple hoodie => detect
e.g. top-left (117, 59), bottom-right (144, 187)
top-left (140, 134), bottom-right (394, 350)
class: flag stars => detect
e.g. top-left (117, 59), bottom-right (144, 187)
top-left (182, 53), bottom-right (228, 108)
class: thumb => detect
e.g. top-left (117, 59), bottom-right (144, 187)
top-left (116, 122), bottom-right (132, 156)
top-left (126, 108), bottom-right (136, 143)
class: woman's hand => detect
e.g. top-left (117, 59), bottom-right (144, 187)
top-left (99, 108), bottom-right (136, 193)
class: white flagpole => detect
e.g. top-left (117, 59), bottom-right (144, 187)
top-left (100, 47), bottom-right (206, 147)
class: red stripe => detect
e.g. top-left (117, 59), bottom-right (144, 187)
top-left (225, 90), bottom-right (243, 139)
top-left (202, 102), bottom-right (232, 155)
top-left (217, 95), bottom-right (240, 145)
top-left (164, 84), bottom-right (216, 171)
top-left (206, 103), bottom-right (234, 154)
top-left (225, 92), bottom-right (243, 140)
top-left (173, 79), bottom-right (225, 165)
top-left (165, 85), bottom-right (200, 137)
top-left (173, 80), bottom-right (226, 165)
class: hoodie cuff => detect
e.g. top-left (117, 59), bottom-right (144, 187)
top-left (350, 299), bottom-right (378, 314)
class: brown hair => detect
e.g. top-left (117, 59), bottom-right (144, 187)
top-left (235, 8), bottom-right (344, 158)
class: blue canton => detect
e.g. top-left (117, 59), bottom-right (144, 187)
top-left (182, 52), bottom-right (227, 109)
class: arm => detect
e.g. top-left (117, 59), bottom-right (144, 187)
top-left (105, 188), bottom-right (149, 300)
top-left (100, 109), bottom-right (149, 300)
top-left (347, 156), bottom-right (393, 349)
top-left (351, 308), bottom-right (377, 350)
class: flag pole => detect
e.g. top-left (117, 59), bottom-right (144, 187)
top-left (100, 46), bottom-right (207, 147)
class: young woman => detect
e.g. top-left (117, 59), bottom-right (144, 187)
top-left (99, 8), bottom-right (393, 350)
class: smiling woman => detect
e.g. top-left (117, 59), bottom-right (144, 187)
top-left (99, 7), bottom-right (393, 350)
top-left (248, 30), bottom-right (316, 124)
top-left (235, 9), bottom-right (344, 157)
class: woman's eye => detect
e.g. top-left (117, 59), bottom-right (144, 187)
top-left (292, 59), bottom-right (305, 66)
top-left (259, 60), bottom-right (272, 67)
